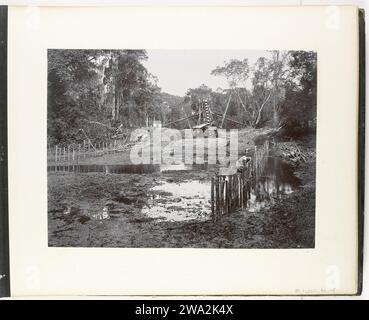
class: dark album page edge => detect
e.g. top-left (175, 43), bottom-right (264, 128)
top-left (0, 5), bottom-right (10, 298)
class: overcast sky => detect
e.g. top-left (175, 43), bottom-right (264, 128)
top-left (143, 50), bottom-right (270, 97)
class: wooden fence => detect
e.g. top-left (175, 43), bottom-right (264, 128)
top-left (47, 139), bottom-right (133, 166)
top-left (211, 167), bottom-right (252, 221)
top-left (210, 140), bottom-right (271, 220)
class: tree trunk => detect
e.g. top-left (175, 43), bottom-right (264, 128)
top-left (114, 83), bottom-right (124, 122)
top-left (272, 51), bottom-right (280, 127)
top-left (236, 89), bottom-right (253, 120)
top-left (254, 91), bottom-right (272, 127)
top-left (221, 92), bottom-right (233, 128)
top-left (273, 86), bottom-right (279, 127)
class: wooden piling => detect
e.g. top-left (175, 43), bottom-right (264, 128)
top-left (242, 171), bottom-right (247, 208)
top-left (55, 146), bottom-right (58, 172)
top-left (234, 175), bottom-right (237, 208)
top-left (78, 144), bottom-right (81, 164)
top-left (211, 177), bottom-right (214, 219)
top-left (239, 174), bottom-right (242, 207)
top-left (229, 177), bottom-right (232, 213)
top-left (216, 174), bottom-right (220, 220)
top-left (244, 172), bottom-right (246, 205)
top-left (232, 176), bottom-right (236, 211)
top-left (214, 175), bottom-right (217, 220)
top-left (244, 179), bottom-right (248, 206)
top-left (219, 177), bottom-right (223, 215)
top-left (244, 171), bottom-right (247, 207)
top-left (236, 175), bottom-right (239, 208)
top-left (225, 180), bottom-right (229, 215)
top-left (240, 173), bottom-right (243, 208)
top-left (234, 175), bottom-right (237, 210)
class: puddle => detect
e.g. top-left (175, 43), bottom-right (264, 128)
top-left (160, 163), bottom-right (215, 172)
top-left (141, 156), bottom-right (301, 221)
top-left (141, 180), bottom-right (212, 222)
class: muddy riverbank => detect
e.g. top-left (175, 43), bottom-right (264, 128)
top-left (48, 134), bottom-right (315, 248)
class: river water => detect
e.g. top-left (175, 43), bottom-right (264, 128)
top-left (142, 157), bottom-right (300, 222)
top-left (48, 156), bottom-right (301, 222)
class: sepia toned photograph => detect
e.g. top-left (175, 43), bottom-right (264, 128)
top-left (47, 49), bottom-right (316, 248)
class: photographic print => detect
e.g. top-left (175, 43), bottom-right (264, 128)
top-left (47, 49), bottom-right (316, 248)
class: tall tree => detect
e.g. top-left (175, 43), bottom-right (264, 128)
top-left (211, 59), bottom-right (251, 121)
top-left (48, 49), bottom-right (104, 144)
top-left (48, 49), bottom-right (163, 143)
top-left (102, 50), bottom-right (149, 123)
top-left (268, 51), bottom-right (289, 127)
top-left (278, 51), bottom-right (317, 135)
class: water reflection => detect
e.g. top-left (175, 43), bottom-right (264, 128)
top-left (142, 157), bottom-right (301, 221)
top-left (247, 157), bottom-right (301, 213)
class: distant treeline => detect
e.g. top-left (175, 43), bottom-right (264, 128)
top-left (48, 49), bottom-right (316, 144)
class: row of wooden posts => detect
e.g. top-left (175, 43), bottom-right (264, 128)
top-left (49, 140), bottom-right (126, 165)
top-left (210, 168), bottom-right (252, 220)
top-left (210, 140), bottom-right (271, 219)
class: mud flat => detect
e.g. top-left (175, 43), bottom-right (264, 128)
top-left (48, 135), bottom-right (315, 248)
